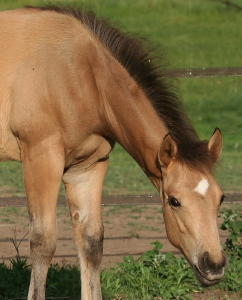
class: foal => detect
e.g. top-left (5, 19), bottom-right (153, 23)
top-left (0, 6), bottom-right (225, 299)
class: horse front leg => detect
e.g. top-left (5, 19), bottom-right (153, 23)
top-left (63, 160), bottom-right (108, 300)
top-left (22, 142), bottom-right (64, 300)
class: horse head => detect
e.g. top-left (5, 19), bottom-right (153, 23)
top-left (158, 128), bottom-right (226, 285)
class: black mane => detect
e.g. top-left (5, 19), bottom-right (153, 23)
top-left (27, 5), bottom-right (212, 168)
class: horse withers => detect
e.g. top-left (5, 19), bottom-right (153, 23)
top-left (0, 6), bottom-right (225, 299)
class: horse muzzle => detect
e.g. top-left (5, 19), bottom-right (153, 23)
top-left (194, 251), bottom-right (226, 286)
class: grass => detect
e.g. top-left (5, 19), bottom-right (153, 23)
top-left (0, 207), bottom-right (241, 299)
top-left (0, 0), bottom-right (241, 194)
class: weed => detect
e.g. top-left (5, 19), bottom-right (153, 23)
top-left (220, 209), bottom-right (242, 259)
top-left (101, 242), bottom-right (203, 299)
top-left (217, 210), bottom-right (242, 292)
top-left (9, 229), bottom-right (28, 259)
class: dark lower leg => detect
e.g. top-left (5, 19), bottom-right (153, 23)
top-left (75, 225), bottom-right (104, 300)
top-left (28, 219), bottom-right (56, 300)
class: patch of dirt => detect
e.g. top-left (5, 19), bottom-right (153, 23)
top-left (0, 205), bottom-right (174, 267)
top-left (0, 202), bottom-right (240, 299)
top-left (192, 289), bottom-right (240, 299)
top-left (0, 203), bottom-right (232, 268)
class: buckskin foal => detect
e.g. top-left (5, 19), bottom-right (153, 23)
top-left (0, 6), bottom-right (226, 300)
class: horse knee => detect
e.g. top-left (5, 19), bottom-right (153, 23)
top-left (30, 220), bottom-right (56, 259)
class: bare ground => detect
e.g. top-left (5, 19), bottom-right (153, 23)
top-left (0, 201), bottom-right (240, 299)
top-left (0, 203), bottom-right (233, 267)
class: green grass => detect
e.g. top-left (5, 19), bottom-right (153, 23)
top-left (0, 0), bottom-right (241, 194)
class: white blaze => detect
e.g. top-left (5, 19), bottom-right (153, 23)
top-left (194, 178), bottom-right (209, 196)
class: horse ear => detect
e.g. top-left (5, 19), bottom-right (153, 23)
top-left (208, 128), bottom-right (223, 162)
top-left (158, 134), bottom-right (177, 167)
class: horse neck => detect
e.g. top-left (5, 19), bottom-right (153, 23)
top-left (102, 70), bottom-right (167, 187)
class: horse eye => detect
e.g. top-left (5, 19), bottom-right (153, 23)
top-left (168, 196), bottom-right (181, 207)
top-left (220, 195), bottom-right (225, 205)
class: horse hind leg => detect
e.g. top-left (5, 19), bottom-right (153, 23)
top-left (22, 142), bottom-right (64, 300)
top-left (63, 160), bottom-right (108, 300)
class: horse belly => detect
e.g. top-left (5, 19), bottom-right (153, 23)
top-left (0, 102), bottom-right (20, 162)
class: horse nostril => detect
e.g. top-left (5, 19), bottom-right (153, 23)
top-left (203, 252), bottom-right (209, 269)
top-left (200, 252), bottom-right (210, 273)
top-left (199, 251), bottom-right (226, 275)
